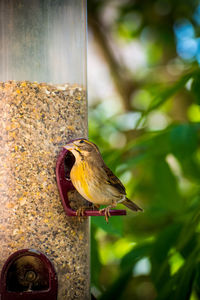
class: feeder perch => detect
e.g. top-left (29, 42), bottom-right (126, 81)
top-left (56, 144), bottom-right (127, 217)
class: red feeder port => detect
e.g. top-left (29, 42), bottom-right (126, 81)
top-left (0, 249), bottom-right (58, 300)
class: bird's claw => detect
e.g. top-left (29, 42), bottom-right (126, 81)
top-left (76, 206), bottom-right (88, 221)
top-left (99, 207), bottom-right (111, 223)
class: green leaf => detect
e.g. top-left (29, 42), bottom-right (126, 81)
top-left (170, 124), bottom-right (198, 159)
top-left (177, 156), bottom-right (200, 182)
top-left (91, 216), bottom-right (123, 237)
top-left (176, 206), bottom-right (200, 255)
top-left (91, 225), bottom-right (102, 287)
top-left (99, 268), bottom-right (132, 300)
top-left (156, 249), bottom-right (198, 300)
top-left (147, 72), bottom-right (193, 113)
top-left (120, 242), bottom-right (153, 272)
top-left (180, 234), bottom-right (197, 259)
top-left (118, 130), bottom-right (171, 169)
top-left (151, 223), bottom-right (182, 289)
top-left (194, 262), bottom-right (200, 298)
top-left (151, 223), bottom-right (182, 264)
top-left (191, 74), bottom-right (200, 105)
top-left (152, 159), bottom-right (181, 212)
top-left (174, 259), bottom-right (196, 300)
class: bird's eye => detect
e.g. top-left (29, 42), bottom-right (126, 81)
top-left (79, 140), bottom-right (84, 144)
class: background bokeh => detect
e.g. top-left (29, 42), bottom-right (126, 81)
top-left (87, 1), bottom-right (200, 299)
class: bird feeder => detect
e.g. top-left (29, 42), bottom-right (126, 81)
top-left (0, 1), bottom-right (89, 299)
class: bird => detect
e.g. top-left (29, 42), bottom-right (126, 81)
top-left (64, 138), bottom-right (142, 222)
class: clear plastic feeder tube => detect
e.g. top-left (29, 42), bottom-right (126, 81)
top-left (0, 1), bottom-right (89, 299)
top-left (0, 0), bottom-right (87, 85)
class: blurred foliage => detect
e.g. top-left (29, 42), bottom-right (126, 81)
top-left (88, 0), bottom-right (200, 299)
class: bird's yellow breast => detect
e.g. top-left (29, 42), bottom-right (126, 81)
top-left (70, 161), bottom-right (92, 201)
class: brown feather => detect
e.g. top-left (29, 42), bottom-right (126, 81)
top-left (122, 198), bottom-right (143, 211)
top-left (103, 164), bottom-right (126, 194)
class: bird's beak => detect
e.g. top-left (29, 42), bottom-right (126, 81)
top-left (64, 142), bottom-right (75, 151)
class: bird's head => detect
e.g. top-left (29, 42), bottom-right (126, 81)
top-left (64, 138), bottom-right (99, 161)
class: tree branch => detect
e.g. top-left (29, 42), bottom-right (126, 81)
top-left (88, 12), bottom-right (139, 111)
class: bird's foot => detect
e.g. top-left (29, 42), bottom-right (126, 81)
top-left (76, 206), bottom-right (88, 221)
top-left (99, 207), bottom-right (111, 223)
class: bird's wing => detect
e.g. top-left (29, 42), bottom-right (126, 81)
top-left (103, 163), bottom-right (126, 195)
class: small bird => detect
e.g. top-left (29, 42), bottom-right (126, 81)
top-left (64, 138), bottom-right (142, 222)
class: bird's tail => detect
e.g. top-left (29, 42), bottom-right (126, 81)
top-left (122, 198), bottom-right (143, 212)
